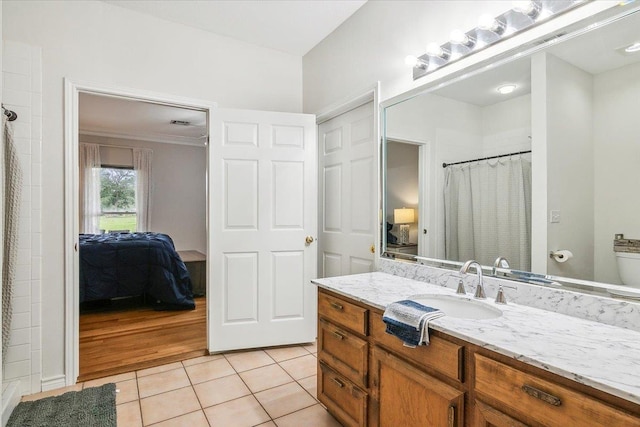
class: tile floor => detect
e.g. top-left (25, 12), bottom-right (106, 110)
top-left (22, 342), bottom-right (342, 426)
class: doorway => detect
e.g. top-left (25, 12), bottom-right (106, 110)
top-left (64, 80), bottom-right (215, 384)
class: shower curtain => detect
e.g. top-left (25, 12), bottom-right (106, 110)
top-left (3, 118), bottom-right (23, 360)
top-left (444, 155), bottom-right (531, 270)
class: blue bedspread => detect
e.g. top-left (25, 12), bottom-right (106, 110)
top-left (79, 232), bottom-right (195, 310)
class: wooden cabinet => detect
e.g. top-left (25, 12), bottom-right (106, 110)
top-left (370, 346), bottom-right (464, 427)
top-left (474, 354), bottom-right (640, 427)
top-left (317, 288), bottom-right (640, 427)
top-left (178, 250), bottom-right (206, 296)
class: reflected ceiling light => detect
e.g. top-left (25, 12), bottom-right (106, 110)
top-left (478, 14), bottom-right (506, 34)
top-left (497, 84), bottom-right (517, 94)
top-left (624, 42), bottom-right (640, 53)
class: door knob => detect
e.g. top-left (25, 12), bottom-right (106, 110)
top-left (305, 236), bottom-right (315, 245)
top-left (370, 245), bottom-right (375, 254)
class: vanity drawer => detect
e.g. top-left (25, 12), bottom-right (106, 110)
top-left (475, 354), bottom-right (640, 427)
top-left (318, 318), bottom-right (368, 388)
top-left (319, 361), bottom-right (367, 427)
top-left (370, 311), bottom-right (463, 382)
top-left (319, 291), bottom-right (368, 336)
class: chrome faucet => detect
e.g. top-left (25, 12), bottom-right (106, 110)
top-left (459, 260), bottom-right (486, 299)
top-left (492, 256), bottom-right (510, 276)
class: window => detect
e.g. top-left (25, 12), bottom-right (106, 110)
top-left (99, 166), bottom-right (137, 232)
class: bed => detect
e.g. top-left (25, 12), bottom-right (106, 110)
top-left (79, 232), bottom-right (195, 310)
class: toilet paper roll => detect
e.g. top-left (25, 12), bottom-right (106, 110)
top-left (551, 250), bottom-right (573, 263)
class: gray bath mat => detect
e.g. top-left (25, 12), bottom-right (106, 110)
top-left (7, 383), bottom-right (116, 427)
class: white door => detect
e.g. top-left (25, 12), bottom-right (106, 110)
top-left (209, 108), bottom-right (317, 352)
top-left (318, 102), bottom-right (377, 278)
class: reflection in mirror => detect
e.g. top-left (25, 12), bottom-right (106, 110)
top-left (382, 8), bottom-right (640, 298)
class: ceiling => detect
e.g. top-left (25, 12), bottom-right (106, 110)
top-left (79, 93), bottom-right (208, 146)
top-left (103, 0), bottom-right (367, 56)
top-left (431, 10), bottom-right (640, 107)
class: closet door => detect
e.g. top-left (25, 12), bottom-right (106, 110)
top-left (209, 108), bottom-right (317, 351)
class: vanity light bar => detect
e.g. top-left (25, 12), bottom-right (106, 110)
top-left (410, 0), bottom-right (586, 81)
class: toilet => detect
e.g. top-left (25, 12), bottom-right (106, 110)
top-left (615, 252), bottom-right (640, 287)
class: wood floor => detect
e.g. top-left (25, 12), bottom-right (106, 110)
top-left (79, 297), bottom-right (207, 382)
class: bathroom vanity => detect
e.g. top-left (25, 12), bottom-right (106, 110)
top-left (313, 273), bottom-right (640, 427)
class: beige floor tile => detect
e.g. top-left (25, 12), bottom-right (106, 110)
top-left (140, 386), bottom-right (201, 426)
top-left (185, 358), bottom-right (236, 384)
top-left (204, 395), bottom-right (270, 427)
top-left (194, 374), bottom-right (251, 408)
top-left (255, 422), bottom-right (277, 427)
top-left (182, 354), bottom-right (224, 367)
top-left (302, 341), bottom-right (317, 354)
top-left (278, 354), bottom-right (317, 380)
top-left (83, 371), bottom-right (136, 388)
top-left (117, 401), bottom-right (143, 427)
top-left (21, 383), bottom-right (83, 402)
top-left (116, 378), bottom-right (139, 404)
top-left (265, 346), bottom-right (309, 362)
top-left (254, 382), bottom-right (316, 419)
top-left (137, 361), bottom-right (183, 377)
top-left (149, 410), bottom-right (209, 426)
top-left (225, 350), bottom-right (275, 372)
top-left (274, 404), bottom-right (341, 427)
top-left (297, 375), bottom-right (317, 400)
top-left (239, 364), bottom-right (294, 393)
top-left (138, 367), bottom-right (191, 398)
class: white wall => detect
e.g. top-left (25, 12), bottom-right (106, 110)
top-left (2, 41), bottom-right (43, 396)
top-left (544, 54), bottom-right (594, 280)
top-left (593, 62), bottom-right (640, 284)
top-left (481, 95), bottom-right (532, 156)
top-left (3, 0), bottom-right (303, 389)
top-left (81, 136), bottom-right (207, 254)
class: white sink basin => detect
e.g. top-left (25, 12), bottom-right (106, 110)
top-left (408, 294), bottom-right (503, 320)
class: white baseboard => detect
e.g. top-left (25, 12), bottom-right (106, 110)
top-left (2, 381), bottom-right (21, 427)
top-left (40, 375), bottom-right (66, 392)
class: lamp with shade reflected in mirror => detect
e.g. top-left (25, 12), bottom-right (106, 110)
top-left (394, 208), bottom-right (415, 245)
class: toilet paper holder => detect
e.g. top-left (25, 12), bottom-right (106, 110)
top-left (549, 250), bottom-right (573, 262)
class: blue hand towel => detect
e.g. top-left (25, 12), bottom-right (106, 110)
top-left (382, 300), bottom-right (445, 348)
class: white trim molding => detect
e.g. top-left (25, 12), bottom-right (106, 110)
top-left (64, 78), bottom-right (216, 386)
top-left (40, 375), bottom-right (66, 392)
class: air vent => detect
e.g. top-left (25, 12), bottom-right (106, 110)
top-left (170, 120), bottom-right (191, 126)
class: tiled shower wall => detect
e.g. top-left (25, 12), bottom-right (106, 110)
top-left (2, 41), bottom-right (42, 396)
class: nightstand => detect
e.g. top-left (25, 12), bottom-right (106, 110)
top-left (387, 243), bottom-right (418, 256)
top-left (178, 250), bottom-right (206, 296)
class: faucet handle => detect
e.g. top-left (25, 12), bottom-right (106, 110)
top-left (494, 284), bottom-right (517, 304)
top-left (456, 279), bottom-right (466, 295)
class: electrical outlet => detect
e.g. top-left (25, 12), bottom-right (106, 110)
top-left (550, 210), bottom-right (561, 223)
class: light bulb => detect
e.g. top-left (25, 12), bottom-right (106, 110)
top-left (426, 42), bottom-right (450, 60)
top-left (450, 29), bottom-right (468, 45)
top-left (512, 1), bottom-right (539, 16)
top-left (497, 84), bottom-right (517, 94)
top-left (405, 55), bottom-right (419, 67)
top-left (478, 14), bottom-right (505, 34)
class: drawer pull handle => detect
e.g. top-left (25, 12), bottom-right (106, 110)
top-left (330, 302), bottom-right (343, 310)
top-left (332, 378), bottom-right (345, 388)
top-left (332, 331), bottom-right (345, 340)
top-left (448, 405), bottom-right (455, 427)
top-left (522, 384), bottom-right (562, 406)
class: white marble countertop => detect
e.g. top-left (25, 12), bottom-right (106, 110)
top-left (312, 272), bottom-right (640, 406)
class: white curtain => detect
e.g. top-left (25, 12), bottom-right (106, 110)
top-left (79, 143), bottom-right (101, 234)
top-left (133, 148), bottom-right (153, 232)
top-left (444, 155), bottom-right (531, 270)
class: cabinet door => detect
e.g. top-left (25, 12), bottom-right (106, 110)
top-left (371, 346), bottom-right (464, 427)
top-left (474, 400), bottom-right (529, 427)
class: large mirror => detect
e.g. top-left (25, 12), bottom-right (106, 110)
top-left (383, 6), bottom-right (640, 298)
